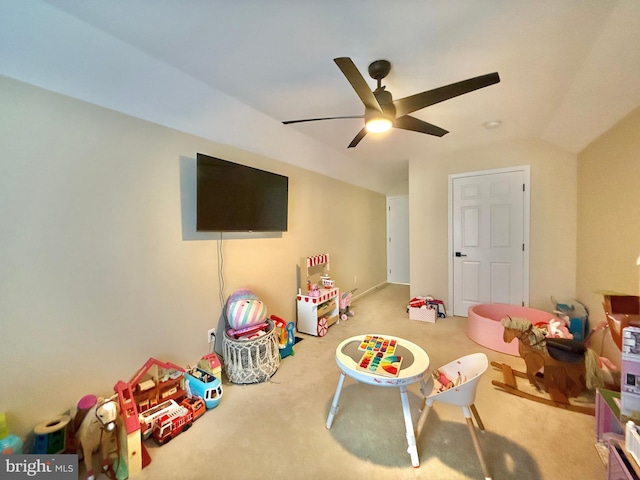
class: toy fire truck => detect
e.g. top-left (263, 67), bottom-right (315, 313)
top-left (152, 402), bottom-right (194, 445)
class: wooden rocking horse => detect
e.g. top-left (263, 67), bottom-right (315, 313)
top-left (498, 316), bottom-right (604, 405)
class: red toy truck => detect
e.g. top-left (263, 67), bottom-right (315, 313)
top-left (180, 396), bottom-right (205, 421)
top-left (152, 403), bottom-right (193, 445)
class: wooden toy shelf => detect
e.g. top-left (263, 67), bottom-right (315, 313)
top-left (297, 254), bottom-right (340, 337)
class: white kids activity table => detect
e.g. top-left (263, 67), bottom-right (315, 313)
top-left (325, 333), bottom-right (430, 467)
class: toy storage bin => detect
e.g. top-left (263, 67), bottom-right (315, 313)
top-left (407, 296), bottom-right (441, 323)
top-left (223, 319), bottom-right (280, 384)
top-left (409, 306), bottom-right (437, 323)
top-left (552, 297), bottom-right (588, 341)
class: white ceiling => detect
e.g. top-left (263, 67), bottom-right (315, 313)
top-left (3, 1), bottom-right (640, 193)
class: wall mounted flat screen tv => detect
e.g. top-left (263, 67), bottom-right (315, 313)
top-left (196, 153), bottom-right (288, 232)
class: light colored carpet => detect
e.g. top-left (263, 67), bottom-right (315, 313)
top-left (111, 284), bottom-right (605, 480)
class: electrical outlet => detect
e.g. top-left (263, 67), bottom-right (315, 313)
top-left (207, 328), bottom-right (216, 344)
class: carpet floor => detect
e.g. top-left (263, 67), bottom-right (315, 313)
top-left (102, 284), bottom-right (606, 480)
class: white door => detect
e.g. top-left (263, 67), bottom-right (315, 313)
top-left (387, 196), bottom-right (410, 284)
top-left (450, 167), bottom-right (529, 316)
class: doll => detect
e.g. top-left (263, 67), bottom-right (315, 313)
top-left (432, 369), bottom-right (464, 392)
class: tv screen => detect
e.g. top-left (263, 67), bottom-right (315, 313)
top-left (196, 153), bottom-right (288, 232)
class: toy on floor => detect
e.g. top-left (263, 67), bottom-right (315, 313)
top-left (408, 296), bottom-right (447, 318)
top-left (501, 316), bottom-right (604, 400)
top-left (198, 353), bottom-right (222, 379)
top-left (128, 358), bottom-right (187, 414)
top-left (151, 401), bottom-right (193, 446)
top-left (74, 395), bottom-right (120, 480)
top-left (184, 367), bottom-right (223, 409)
top-left (138, 400), bottom-right (178, 440)
top-left (0, 412), bottom-right (23, 454)
top-left (112, 379), bottom-right (148, 479)
top-left (180, 397), bottom-right (206, 421)
top-left (428, 298), bottom-right (447, 318)
top-left (33, 414), bottom-right (71, 456)
top-left (0, 433), bottom-right (23, 454)
top-left (271, 314), bottom-right (295, 359)
top-left (339, 289), bottom-right (356, 321)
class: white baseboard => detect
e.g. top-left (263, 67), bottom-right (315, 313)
top-left (352, 282), bottom-right (390, 302)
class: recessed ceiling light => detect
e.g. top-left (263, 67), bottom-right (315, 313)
top-left (483, 120), bottom-right (502, 129)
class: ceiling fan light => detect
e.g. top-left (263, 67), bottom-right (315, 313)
top-left (365, 117), bottom-right (393, 133)
top-left (364, 107), bottom-right (393, 134)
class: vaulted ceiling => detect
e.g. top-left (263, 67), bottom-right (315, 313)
top-left (3, 1), bottom-right (640, 193)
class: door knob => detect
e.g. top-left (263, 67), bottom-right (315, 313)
top-left (455, 252), bottom-right (467, 257)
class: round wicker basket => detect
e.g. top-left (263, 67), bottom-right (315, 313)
top-left (223, 319), bottom-right (280, 384)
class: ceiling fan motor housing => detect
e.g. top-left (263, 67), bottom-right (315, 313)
top-left (374, 89), bottom-right (395, 117)
top-left (368, 59), bottom-right (391, 80)
top-left (365, 107), bottom-right (393, 124)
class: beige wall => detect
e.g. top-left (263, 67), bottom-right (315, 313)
top-left (0, 77), bottom-right (387, 438)
top-left (407, 105), bottom-right (640, 339)
top-left (576, 106), bottom-right (640, 325)
top-left (409, 138), bottom-right (578, 311)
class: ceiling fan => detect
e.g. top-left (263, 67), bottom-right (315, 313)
top-left (283, 57), bottom-right (500, 148)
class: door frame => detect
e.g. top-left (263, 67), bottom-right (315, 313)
top-left (447, 165), bottom-right (531, 315)
top-left (386, 195), bottom-right (410, 284)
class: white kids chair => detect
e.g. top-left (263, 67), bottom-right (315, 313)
top-left (415, 352), bottom-right (491, 480)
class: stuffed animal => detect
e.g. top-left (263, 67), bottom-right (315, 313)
top-left (544, 318), bottom-right (573, 339)
top-left (226, 288), bottom-right (268, 330)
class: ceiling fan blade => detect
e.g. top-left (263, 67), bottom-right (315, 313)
top-left (282, 115), bottom-right (363, 125)
top-left (394, 115), bottom-right (448, 137)
top-left (348, 127), bottom-right (368, 148)
top-left (334, 57), bottom-right (383, 113)
top-left (393, 72), bottom-right (500, 118)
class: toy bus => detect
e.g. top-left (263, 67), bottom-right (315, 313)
top-left (184, 367), bottom-right (223, 409)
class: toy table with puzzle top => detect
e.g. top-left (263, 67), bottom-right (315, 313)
top-left (326, 334), bottom-right (430, 467)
